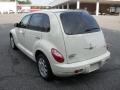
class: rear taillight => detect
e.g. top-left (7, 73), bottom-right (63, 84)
top-left (51, 48), bottom-right (64, 63)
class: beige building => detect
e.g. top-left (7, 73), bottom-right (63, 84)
top-left (50, 0), bottom-right (120, 15)
top-left (0, 0), bottom-right (17, 14)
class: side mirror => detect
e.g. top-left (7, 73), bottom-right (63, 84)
top-left (14, 23), bottom-right (20, 27)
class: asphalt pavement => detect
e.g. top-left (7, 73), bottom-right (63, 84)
top-left (0, 24), bottom-right (120, 90)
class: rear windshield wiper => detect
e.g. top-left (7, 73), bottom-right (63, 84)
top-left (85, 28), bottom-right (100, 32)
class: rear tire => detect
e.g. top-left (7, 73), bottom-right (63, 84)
top-left (10, 35), bottom-right (17, 50)
top-left (37, 54), bottom-right (54, 81)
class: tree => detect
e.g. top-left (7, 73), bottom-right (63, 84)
top-left (16, 0), bottom-right (31, 4)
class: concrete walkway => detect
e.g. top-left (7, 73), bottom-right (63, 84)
top-left (94, 16), bottom-right (120, 31)
top-left (0, 14), bottom-right (23, 24)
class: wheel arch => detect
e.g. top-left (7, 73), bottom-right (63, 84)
top-left (33, 40), bottom-right (57, 63)
top-left (9, 29), bottom-right (17, 40)
top-left (35, 50), bottom-right (48, 62)
top-left (9, 28), bottom-right (18, 45)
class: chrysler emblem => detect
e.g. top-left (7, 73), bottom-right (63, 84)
top-left (85, 44), bottom-right (94, 50)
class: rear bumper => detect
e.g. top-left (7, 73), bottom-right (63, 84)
top-left (51, 51), bottom-right (110, 76)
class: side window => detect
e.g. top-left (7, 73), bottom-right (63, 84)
top-left (20, 15), bottom-right (31, 28)
top-left (42, 14), bottom-right (50, 32)
top-left (28, 13), bottom-right (50, 32)
top-left (29, 14), bottom-right (43, 30)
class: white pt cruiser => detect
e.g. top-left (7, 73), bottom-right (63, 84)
top-left (10, 10), bottom-right (110, 80)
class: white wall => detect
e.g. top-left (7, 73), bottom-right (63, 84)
top-left (0, 2), bottom-right (17, 14)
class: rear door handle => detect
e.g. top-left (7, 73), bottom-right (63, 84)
top-left (35, 36), bottom-right (41, 39)
top-left (19, 30), bottom-right (25, 34)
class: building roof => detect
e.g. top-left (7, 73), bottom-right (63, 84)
top-left (50, 0), bottom-right (120, 6)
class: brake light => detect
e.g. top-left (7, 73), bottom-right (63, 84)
top-left (51, 48), bottom-right (64, 63)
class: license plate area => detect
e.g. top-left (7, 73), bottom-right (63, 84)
top-left (89, 62), bottom-right (101, 72)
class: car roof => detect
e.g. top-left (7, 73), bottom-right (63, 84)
top-left (29, 9), bottom-right (88, 14)
top-left (19, 9), bottom-right (88, 22)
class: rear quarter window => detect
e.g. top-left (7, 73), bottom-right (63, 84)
top-left (28, 13), bottom-right (50, 32)
top-left (60, 12), bottom-right (100, 35)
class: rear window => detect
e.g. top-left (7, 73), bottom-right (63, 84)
top-left (60, 12), bottom-right (100, 35)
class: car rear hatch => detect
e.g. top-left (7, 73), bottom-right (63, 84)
top-left (60, 11), bottom-right (107, 64)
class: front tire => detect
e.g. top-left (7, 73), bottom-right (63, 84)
top-left (10, 35), bottom-right (17, 50)
top-left (37, 54), bottom-right (54, 80)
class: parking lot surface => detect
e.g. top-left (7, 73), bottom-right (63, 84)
top-left (0, 24), bottom-right (120, 90)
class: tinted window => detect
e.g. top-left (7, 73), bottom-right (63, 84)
top-left (42, 14), bottom-right (50, 32)
top-left (60, 12), bottom-right (100, 35)
top-left (20, 15), bottom-right (31, 28)
top-left (29, 13), bottom-right (50, 32)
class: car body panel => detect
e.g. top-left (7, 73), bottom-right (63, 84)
top-left (63, 31), bottom-right (107, 64)
top-left (51, 51), bottom-right (110, 76)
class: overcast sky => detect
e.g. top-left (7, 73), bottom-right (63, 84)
top-left (31, 0), bottom-right (54, 5)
